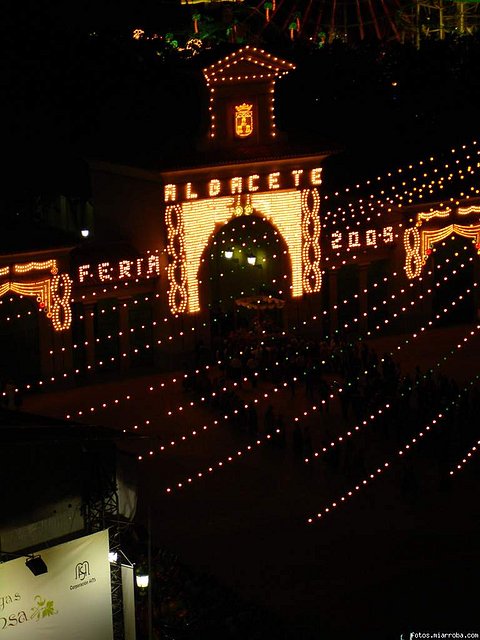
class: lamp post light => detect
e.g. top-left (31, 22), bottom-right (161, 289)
top-left (135, 573), bottom-right (149, 589)
top-left (224, 248), bottom-right (234, 259)
top-left (247, 253), bottom-right (257, 266)
top-left (134, 508), bottom-right (153, 639)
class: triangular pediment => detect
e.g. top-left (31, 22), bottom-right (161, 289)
top-left (203, 46), bottom-right (295, 84)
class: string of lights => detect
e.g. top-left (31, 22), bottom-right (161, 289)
top-left (158, 251), bottom-right (476, 469)
top-left (388, 284), bottom-right (478, 357)
top-left (0, 206), bottom-right (468, 376)
top-left (324, 140), bottom-right (478, 203)
top-left (66, 255), bottom-right (456, 427)
top-left (11, 211), bottom-right (477, 404)
top-left (305, 322), bottom-right (480, 464)
top-left (133, 268), bottom-right (475, 465)
top-left (160, 402), bottom-right (326, 492)
top-left (136, 382), bottom-right (329, 453)
top-left (158, 321), bottom-right (480, 491)
top-left (295, 235), bottom-right (474, 335)
top-left (63, 239), bottom-right (469, 428)
top-left (29, 232), bottom-right (472, 432)
top-left (323, 157), bottom-right (480, 247)
top-left (449, 439), bottom-right (480, 476)
top-left (306, 375), bottom-right (480, 525)
top-left (324, 141), bottom-right (479, 219)
top-left (290, 268), bottom-right (431, 335)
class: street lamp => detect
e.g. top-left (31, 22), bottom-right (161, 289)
top-left (224, 248), bottom-right (234, 259)
top-left (133, 507), bottom-right (153, 639)
top-left (247, 253), bottom-right (256, 266)
top-left (135, 573), bottom-right (149, 589)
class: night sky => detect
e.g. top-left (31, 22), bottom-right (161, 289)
top-left (3, 0), bottom-right (480, 204)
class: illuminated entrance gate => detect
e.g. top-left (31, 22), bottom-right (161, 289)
top-left (165, 187), bottom-right (321, 315)
top-left (401, 206), bottom-right (480, 325)
top-left (162, 46), bottom-right (327, 316)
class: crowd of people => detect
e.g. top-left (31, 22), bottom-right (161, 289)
top-left (186, 325), bottom-right (480, 489)
top-left (141, 323), bottom-right (480, 638)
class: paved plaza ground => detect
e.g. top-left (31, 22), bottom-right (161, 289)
top-left (23, 323), bottom-right (480, 639)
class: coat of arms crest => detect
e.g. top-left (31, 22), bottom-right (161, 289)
top-left (234, 103), bottom-right (254, 138)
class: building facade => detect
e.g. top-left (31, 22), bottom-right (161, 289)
top-left (1, 46), bottom-right (479, 385)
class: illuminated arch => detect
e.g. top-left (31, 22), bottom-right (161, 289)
top-left (404, 223), bottom-right (480, 279)
top-left (197, 211), bottom-right (293, 312)
top-left (0, 260), bottom-right (72, 331)
top-left (166, 187), bottom-right (321, 314)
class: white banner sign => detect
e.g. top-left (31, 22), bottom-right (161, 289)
top-left (0, 530), bottom-right (113, 639)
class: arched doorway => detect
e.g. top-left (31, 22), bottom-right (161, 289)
top-left (166, 187), bottom-right (322, 315)
top-left (0, 295), bottom-right (41, 384)
top-left (198, 214), bottom-right (291, 337)
top-left (432, 234), bottom-right (476, 326)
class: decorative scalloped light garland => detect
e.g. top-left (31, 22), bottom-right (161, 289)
top-left (0, 258), bottom-right (72, 331)
top-left (458, 205), bottom-right (480, 216)
top-left (0, 277), bottom-right (72, 332)
top-left (416, 208), bottom-right (452, 222)
top-left (13, 259), bottom-right (58, 274)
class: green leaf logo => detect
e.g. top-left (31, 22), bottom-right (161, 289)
top-left (30, 595), bottom-right (58, 621)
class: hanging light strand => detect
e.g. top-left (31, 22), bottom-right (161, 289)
top-left (306, 375), bottom-right (480, 525)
